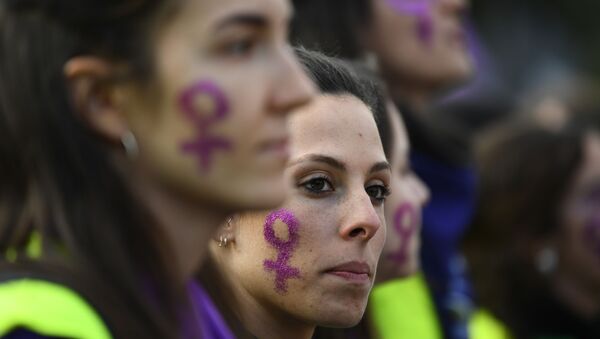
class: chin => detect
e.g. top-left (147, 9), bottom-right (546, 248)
top-left (315, 302), bottom-right (368, 328)
top-left (317, 314), bottom-right (364, 329)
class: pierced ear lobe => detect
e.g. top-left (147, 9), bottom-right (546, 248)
top-left (214, 216), bottom-right (237, 248)
top-left (64, 56), bottom-right (129, 144)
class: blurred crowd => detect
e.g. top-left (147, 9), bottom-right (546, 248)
top-left (0, 0), bottom-right (598, 338)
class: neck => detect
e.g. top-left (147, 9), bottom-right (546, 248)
top-left (385, 78), bottom-right (432, 113)
top-left (132, 174), bottom-right (228, 283)
top-left (552, 271), bottom-right (600, 319)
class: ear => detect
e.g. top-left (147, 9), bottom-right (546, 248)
top-left (64, 56), bottom-right (130, 144)
top-left (213, 215), bottom-right (238, 247)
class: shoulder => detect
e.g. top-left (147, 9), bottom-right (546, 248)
top-left (0, 278), bottom-right (112, 339)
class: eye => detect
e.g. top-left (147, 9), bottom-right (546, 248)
top-left (221, 35), bottom-right (259, 58)
top-left (299, 176), bottom-right (334, 195)
top-left (366, 184), bottom-right (391, 204)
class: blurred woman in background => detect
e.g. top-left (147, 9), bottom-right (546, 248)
top-left (0, 0), bottom-right (313, 337)
top-left (465, 121), bottom-right (600, 339)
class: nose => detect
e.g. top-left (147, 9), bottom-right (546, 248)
top-left (339, 191), bottom-right (383, 241)
top-left (269, 45), bottom-right (316, 115)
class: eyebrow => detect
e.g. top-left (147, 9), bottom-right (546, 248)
top-left (369, 161), bottom-right (391, 174)
top-left (288, 154), bottom-right (346, 171)
top-left (215, 13), bottom-right (268, 31)
top-left (288, 154), bottom-right (390, 175)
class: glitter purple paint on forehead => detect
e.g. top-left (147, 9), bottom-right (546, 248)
top-left (387, 203), bottom-right (419, 264)
top-left (178, 80), bottom-right (232, 172)
top-left (386, 0), bottom-right (434, 43)
top-left (263, 209), bottom-right (301, 294)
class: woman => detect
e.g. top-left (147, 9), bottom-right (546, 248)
top-left (292, 2), bottom-right (477, 337)
top-left (312, 70), bottom-right (434, 339)
top-left (0, 0), bottom-right (314, 337)
top-left (464, 122), bottom-right (600, 339)
top-left (203, 49), bottom-right (390, 339)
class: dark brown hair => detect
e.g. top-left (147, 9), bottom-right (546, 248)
top-left (0, 1), bottom-right (184, 337)
top-left (463, 122), bottom-right (587, 335)
top-left (290, 0), bottom-right (372, 59)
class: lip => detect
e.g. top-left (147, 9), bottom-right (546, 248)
top-left (324, 261), bottom-right (372, 283)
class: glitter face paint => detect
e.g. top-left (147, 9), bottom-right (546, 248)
top-left (263, 209), bottom-right (301, 294)
top-left (178, 80), bottom-right (232, 171)
top-left (387, 203), bottom-right (420, 264)
top-left (386, 0), bottom-right (434, 43)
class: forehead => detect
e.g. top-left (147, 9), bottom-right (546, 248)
top-left (168, 0), bottom-right (291, 32)
top-left (288, 94), bottom-right (386, 161)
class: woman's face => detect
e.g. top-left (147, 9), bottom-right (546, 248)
top-left (378, 104), bottom-right (429, 282)
top-left (366, 0), bottom-right (473, 89)
top-left (558, 132), bottom-right (600, 290)
top-left (217, 94), bottom-right (389, 328)
top-left (122, 0), bottom-right (315, 210)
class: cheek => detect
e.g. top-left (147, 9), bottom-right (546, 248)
top-left (386, 203), bottom-right (420, 264)
top-left (384, 0), bottom-right (434, 44)
top-left (262, 209), bottom-right (303, 294)
top-left (177, 80), bottom-right (233, 172)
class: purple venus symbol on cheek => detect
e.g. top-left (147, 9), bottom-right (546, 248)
top-left (583, 213), bottom-right (600, 260)
top-left (386, 0), bottom-right (433, 44)
top-left (178, 80), bottom-right (232, 171)
top-left (387, 203), bottom-right (420, 264)
top-left (263, 209), bottom-right (301, 294)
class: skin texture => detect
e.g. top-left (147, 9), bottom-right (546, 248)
top-left (66, 0), bottom-right (315, 281)
top-left (212, 94), bottom-right (390, 339)
top-left (88, 0), bottom-right (315, 282)
top-left (377, 104), bottom-right (430, 282)
top-left (263, 208), bottom-right (302, 293)
top-left (178, 80), bottom-right (233, 172)
top-left (124, 0), bottom-right (315, 211)
top-left (365, 0), bottom-right (473, 106)
top-left (553, 132), bottom-right (600, 317)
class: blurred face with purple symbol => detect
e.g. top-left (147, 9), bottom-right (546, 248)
top-left (120, 0), bottom-right (315, 211)
top-left (377, 103), bottom-right (429, 282)
top-left (365, 0), bottom-right (473, 91)
top-left (210, 94), bottom-right (390, 337)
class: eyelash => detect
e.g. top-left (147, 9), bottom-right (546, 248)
top-left (299, 175), bottom-right (334, 195)
top-left (299, 176), bottom-right (391, 204)
top-left (222, 36), bottom-right (258, 58)
top-left (366, 184), bottom-right (391, 205)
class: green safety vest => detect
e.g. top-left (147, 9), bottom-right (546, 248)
top-left (469, 309), bottom-right (513, 339)
top-left (369, 273), bottom-right (443, 339)
top-left (0, 278), bottom-right (113, 339)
